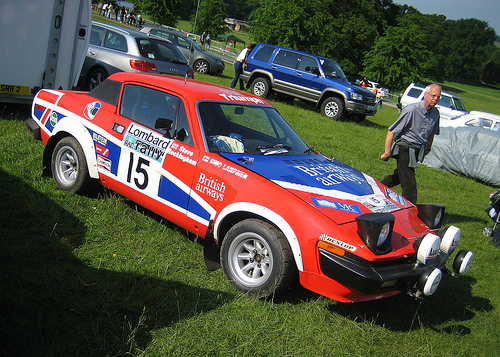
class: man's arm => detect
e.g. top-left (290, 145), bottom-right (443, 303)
top-left (380, 130), bottom-right (395, 161)
top-left (426, 134), bottom-right (434, 155)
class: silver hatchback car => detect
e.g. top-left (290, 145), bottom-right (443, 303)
top-left (80, 22), bottom-right (194, 90)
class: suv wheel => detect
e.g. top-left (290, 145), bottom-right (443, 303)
top-left (321, 97), bottom-right (344, 120)
top-left (251, 77), bottom-right (271, 98)
top-left (194, 59), bottom-right (209, 74)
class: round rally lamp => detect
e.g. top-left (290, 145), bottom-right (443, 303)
top-left (417, 268), bottom-right (442, 296)
top-left (452, 250), bottom-right (474, 275)
top-left (416, 233), bottom-right (441, 265)
top-left (440, 225), bottom-right (461, 256)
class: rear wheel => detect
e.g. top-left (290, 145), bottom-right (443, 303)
top-left (51, 137), bottom-right (92, 194)
top-left (87, 68), bottom-right (107, 90)
top-left (194, 59), bottom-right (210, 74)
top-left (221, 219), bottom-right (296, 298)
top-left (321, 97), bottom-right (344, 120)
top-left (250, 77), bottom-right (271, 98)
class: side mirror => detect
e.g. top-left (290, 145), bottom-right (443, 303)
top-left (176, 128), bottom-right (188, 142)
top-left (155, 118), bottom-right (173, 138)
top-left (311, 67), bottom-right (320, 75)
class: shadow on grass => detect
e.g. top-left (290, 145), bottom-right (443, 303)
top-left (0, 169), bottom-right (234, 356)
top-left (325, 273), bottom-right (491, 333)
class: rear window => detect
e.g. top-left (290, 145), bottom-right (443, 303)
top-left (88, 79), bottom-right (121, 106)
top-left (407, 87), bottom-right (423, 98)
top-left (137, 39), bottom-right (187, 64)
top-left (253, 45), bottom-right (274, 62)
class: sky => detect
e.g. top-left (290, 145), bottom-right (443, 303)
top-left (396, 0), bottom-right (500, 35)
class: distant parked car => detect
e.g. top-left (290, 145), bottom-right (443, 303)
top-left (240, 43), bottom-right (377, 121)
top-left (440, 111), bottom-right (500, 131)
top-left (400, 83), bottom-right (466, 120)
top-left (80, 21), bottom-right (194, 90)
top-left (140, 26), bottom-right (225, 75)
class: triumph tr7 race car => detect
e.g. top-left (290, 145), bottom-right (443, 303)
top-left (25, 72), bottom-right (474, 303)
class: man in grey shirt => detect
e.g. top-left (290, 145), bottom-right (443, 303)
top-left (380, 84), bottom-right (442, 204)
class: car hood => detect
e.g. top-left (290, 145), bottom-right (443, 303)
top-left (222, 153), bottom-right (407, 224)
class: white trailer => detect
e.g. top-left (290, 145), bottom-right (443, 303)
top-left (0, 0), bottom-right (91, 103)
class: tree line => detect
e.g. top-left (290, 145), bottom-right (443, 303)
top-left (131, 0), bottom-right (500, 89)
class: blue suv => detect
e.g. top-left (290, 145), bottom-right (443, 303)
top-left (240, 44), bottom-right (377, 121)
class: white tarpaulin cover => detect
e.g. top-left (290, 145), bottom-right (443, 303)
top-left (423, 126), bottom-right (500, 186)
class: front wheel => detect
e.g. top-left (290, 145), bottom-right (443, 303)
top-left (51, 137), bottom-right (92, 194)
top-left (250, 77), bottom-right (271, 98)
top-left (321, 97), bottom-right (344, 120)
top-left (221, 219), bottom-right (296, 298)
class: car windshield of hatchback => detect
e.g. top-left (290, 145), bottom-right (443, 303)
top-left (137, 39), bottom-right (188, 65)
top-left (198, 102), bottom-right (312, 155)
top-left (319, 58), bottom-right (347, 79)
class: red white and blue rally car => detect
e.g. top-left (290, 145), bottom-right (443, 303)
top-left (26, 72), bottom-right (473, 303)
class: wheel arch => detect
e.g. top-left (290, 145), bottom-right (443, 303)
top-left (317, 89), bottom-right (347, 109)
top-left (246, 70), bottom-right (274, 89)
top-left (214, 202), bottom-right (304, 272)
top-left (43, 118), bottom-right (99, 179)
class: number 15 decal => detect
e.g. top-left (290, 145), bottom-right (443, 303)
top-left (127, 152), bottom-right (149, 190)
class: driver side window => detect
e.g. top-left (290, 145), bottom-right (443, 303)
top-left (119, 85), bottom-right (192, 146)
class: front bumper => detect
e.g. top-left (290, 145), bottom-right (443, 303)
top-left (345, 100), bottom-right (377, 116)
top-left (319, 247), bottom-right (449, 295)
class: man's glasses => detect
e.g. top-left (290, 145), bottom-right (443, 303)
top-left (426, 92), bottom-right (441, 99)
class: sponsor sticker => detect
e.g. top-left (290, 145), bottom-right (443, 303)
top-left (97, 155), bottom-right (112, 171)
top-left (311, 197), bottom-right (362, 214)
top-left (294, 163), bottom-right (364, 186)
top-left (385, 188), bottom-right (407, 206)
top-left (166, 143), bottom-right (197, 166)
top-left (360, 195), bottom-right (398, 213)
top-left (124, 123), bottom-right (170, 162)
top-left (319, 234), bottom-right (357, 252)
top-left (84, 101), bottom-right (101, 120)
top-left (195, 172), bottom-right (226, 201)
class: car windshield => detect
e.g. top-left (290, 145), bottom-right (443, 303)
top-left (319, 58), bottom-right (346, 79)
top-left (137, 39), bottom-right (188, 64)
top-left (198, 102), bottom-right (311, 155)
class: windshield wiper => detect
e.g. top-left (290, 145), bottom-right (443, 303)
top-left (304, 147), bottom-right (316, 154)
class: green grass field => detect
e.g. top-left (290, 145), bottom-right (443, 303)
top-left (1, 50), bottom-right (500, 356)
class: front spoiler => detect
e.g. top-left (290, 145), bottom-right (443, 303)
top-left (319, 248), bottom-right (449, 295)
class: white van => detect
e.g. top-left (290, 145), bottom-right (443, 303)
top-left (400, 83), bottom-right (466, 120)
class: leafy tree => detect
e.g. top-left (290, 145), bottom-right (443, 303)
top-left (249, 0), bottom-right (333, 53)
top-left (133, 0), bottom-right (182, 26)
top-left (363, 18), bottom-right (431, 89)
top-left (192, 0), bottom-right (228, 37)
top-left (482, 49), bottom-right (500, 85)
top-left (441, 19), bottom-right (496, 81)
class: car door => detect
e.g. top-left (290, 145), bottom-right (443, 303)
top-left (270, 50), bottom-right (300, 95)
top-left (294, 54), bottom-right (323, 101)
top-left (110, 84), bottom-right (201, 229)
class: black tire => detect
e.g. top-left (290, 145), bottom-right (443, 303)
top-left (87, 67), bottom-right (108, 90)
top-left (250, 77), bottom-right (271, 98)
top-left (194, 59), bottom-right (210, 74)
top-left (320, 96), bottom-right (344, 120)
top-left (51, 137), bottom-right (92, 194)
top-left (220, 218), bottom-right (296, 298)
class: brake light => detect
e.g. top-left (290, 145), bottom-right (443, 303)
top-left (130, 60), bottom-right (157, 72)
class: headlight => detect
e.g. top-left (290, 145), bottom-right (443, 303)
top-left (417, 267), bottom-right (442, 296)
top-left (356, 213), bottom-right (395, 254)
top-left (415, 233), bottom-right (441, 265)
top-left (439, 225), bottom-right (461, 255)
top-left (416, 204), bottom-right (445, 229)
top-left (452, 250), bottom-right (474, 275)
top-left (350, 92), bottom-right (363, 101)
